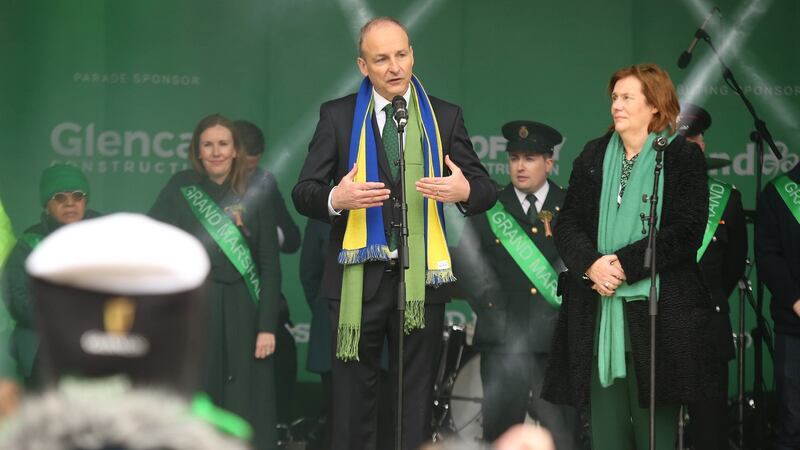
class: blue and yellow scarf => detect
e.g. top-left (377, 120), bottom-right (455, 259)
top-left (336, 75), bottom-right (455, 361)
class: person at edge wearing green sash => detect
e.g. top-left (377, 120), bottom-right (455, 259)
top-left (233, 119), bottom-right (301, 428)
top-left (291, 17), bottom-right (496, 450)
top-left (2, 164), bottom-right (100, 392)
top-left (150, 114), bottom-right (280, 450)
top-left (756, 161), bottom-right (800, 450)
top-left (452, 120), bottom-right (580, 448)
top-left (678, 103), bottom-right (746, 450)
top-left (0, 214), bottom-right (250, 450)
top-left (541, 63), bottom-right (715, 450)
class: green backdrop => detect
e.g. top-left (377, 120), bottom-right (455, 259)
top-left (1, 0), bottom-right (797, 393)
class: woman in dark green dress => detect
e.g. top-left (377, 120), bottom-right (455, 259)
top-left (150, 114), bottom-right (280, 450)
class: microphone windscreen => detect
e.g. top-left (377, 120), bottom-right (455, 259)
top-left (677, 51), bottom-right (692, 69)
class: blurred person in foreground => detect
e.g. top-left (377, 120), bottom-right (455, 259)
top-left (0, 213), bottom-right (249, 450)
top-left (420, 423), bottom-right (555, 450)
top-left (542, 63), bottom-right (714, 450)
top-left (0, 196), bottom-right (18, 420)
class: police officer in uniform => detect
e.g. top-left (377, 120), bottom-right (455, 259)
top-left (679, 104), bottom-right (747, 450)
top-left (454, 121), bottom-right (580, 448)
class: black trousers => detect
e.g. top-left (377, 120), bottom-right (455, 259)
top-left (687, 361), bottom-right (730, 450)
top-left (329, 270), bottom-right (444, 450)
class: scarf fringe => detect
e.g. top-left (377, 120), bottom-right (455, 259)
top-left (403, 299), bottom-right (425, 334)
top-left (425, 268), bottom-right (457, 287)
top-left (335, 324), bottom-right (361, 362)
top-left (337, 244), bottom-right (391, 265)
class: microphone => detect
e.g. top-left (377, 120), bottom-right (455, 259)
top-left (653, 136), bottom-right (668, 151)
top-left (391, 95), bottom-right (408, 130)
top-left (677, 6), bottom-right (719, 69)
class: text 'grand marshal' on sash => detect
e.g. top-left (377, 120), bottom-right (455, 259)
top-left (488, 203), bottom-right (561, 308)
top-left (181, 185), bottom-right (261, 304)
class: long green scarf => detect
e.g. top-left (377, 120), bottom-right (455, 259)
top-left (596, 131), bottom-right (673, 387)
top-left (337, 76), bottom-right (455, 361)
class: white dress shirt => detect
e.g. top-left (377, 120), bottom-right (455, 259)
top-left (514, 181), bottom-right (550, 216)
top-left (328, 86), bottom-right (412, 216)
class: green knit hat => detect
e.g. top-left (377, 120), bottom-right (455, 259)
top-left (39, 164), bottom-right (90, 207)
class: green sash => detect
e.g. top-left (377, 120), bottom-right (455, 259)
top-left (697, 178), bottom-right (732, 261)
top-left (181, 185), bottom-right (261, 305)
top-left (19, 232), bottom-right (43, 250)
top-left (486, 202), bottom-right (561, 309)
top-left (772, 174), bottom-right (800, 224)
top-left (191, 393), bottom-right (252, 440)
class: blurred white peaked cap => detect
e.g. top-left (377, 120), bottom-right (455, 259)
top-left (26, 213), bottom-right (210, 295)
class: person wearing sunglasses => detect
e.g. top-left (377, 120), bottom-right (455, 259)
top-left (1, 164), bottom-right (99, 391)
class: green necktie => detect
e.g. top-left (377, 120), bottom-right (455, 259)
top-left (382, 104), bottom-right (400, 251)
top-left (526, 194), bottom-right (538, 222)
top-left (382, 103), bottom-right (400, 181)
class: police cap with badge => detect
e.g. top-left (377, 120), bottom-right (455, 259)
top-left (677, 103), bottom-right (712, 137)
top-left (26, 213), bottom-right (210, 396)
top-left (677, 103), bottom-right (731, 170)
top-left (501, 120), bottom-right (563, 155)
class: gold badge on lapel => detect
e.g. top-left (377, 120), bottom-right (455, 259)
top-left (225, 204), bottom-right (246, 227)
top-left (104, 297), bottom-right (135, 335)
top-left (538, 210), bottom-right (554, 237)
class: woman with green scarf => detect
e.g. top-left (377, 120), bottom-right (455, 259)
top-left (542, 63), bottom-right (715, 450)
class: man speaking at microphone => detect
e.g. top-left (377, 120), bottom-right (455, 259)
top-left (292, 16), bottom-right (495, 450)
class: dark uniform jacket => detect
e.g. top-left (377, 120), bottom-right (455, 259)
top-left (455, 181), bottom-right (565, 354)
top-left (698, 185), bottom-right (746, 361)
top-left (757, 163), bottom-right (800, 336)
top-left (542, 132), bottom-right (717, 408)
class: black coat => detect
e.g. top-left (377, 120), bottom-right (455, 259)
top-left (542, 132), bottom-right (717, 408)
top-left (455, 181), bottom-right (565, 353)
top-left (698, 185), bottom-right (746, 361)
top-left (756, 162), bottom-right (800, 336)
top-left (291, 93), bottom-right (496, 303)
top-left (149, 172), bottom-right (280, 450)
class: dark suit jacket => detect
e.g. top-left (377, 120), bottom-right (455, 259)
top-left (542, 132), bottom-right (718, 408)
top-left (455, 181), bottom-right (566, 354)
top-left (756, 162), bottom-right (800, 336)
top-left (292, 92), bottom-right (496, 303)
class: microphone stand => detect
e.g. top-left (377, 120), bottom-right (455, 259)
top-left (736, 269), bottom-right (750, 450)
top-left (393, 113), bottom-right (409, 450)
top-left (693, 29), bottom-right (782, 446)
top-left (642, 142), bottom-right (665, 450)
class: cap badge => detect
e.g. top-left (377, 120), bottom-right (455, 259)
top-left (104, 297), bottom-right (136, 335)
top-left (519, 125), bottom-right (529, 139)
